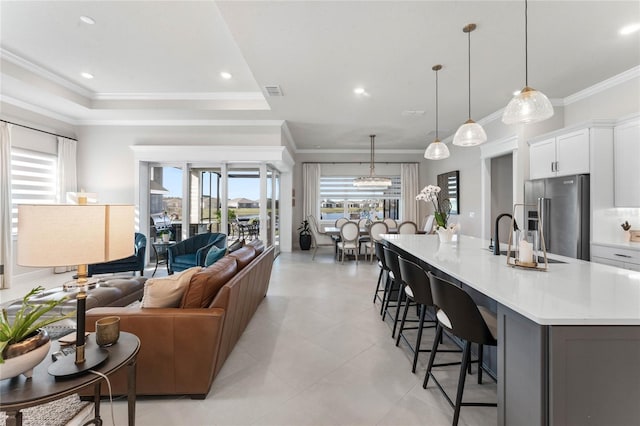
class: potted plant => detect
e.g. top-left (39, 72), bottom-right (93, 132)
top-left (0, 286), bottom-right (73, 379)
top-left (158, 229), bottom-right (172, 242)
top-left (298, 220), bottom-right (312, 250)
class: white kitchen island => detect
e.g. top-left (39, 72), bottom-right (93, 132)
top-left (383, 234), bottom-right (640, 426)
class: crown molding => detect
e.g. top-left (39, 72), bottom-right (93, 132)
top-left (76, 119), bottom-right (284, 127)
top-left (280, 121), bottom-right (298, 152)
top-left (0, 95), bottom-right (77, 125)
top-left (296, 148), bottom-right (424, 155)
top-left (92, 92), bottom-right (265, 101)
top-left (563, 66), bottom-right (640, 106)
top-left (0, 48), bottom-right (93, 99)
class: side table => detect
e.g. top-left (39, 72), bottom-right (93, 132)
top-left (151, 240), bottom-right (176, 277)
top-left (0, 332), bottom-right (140, 426)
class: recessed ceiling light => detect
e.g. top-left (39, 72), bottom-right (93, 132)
top-left (220, 71), bottom-right (232, 80)
top-left (80, 15), bottom-right (95, 25)
top-left (619, 23), bottom-right (640, 35)
top-left (354, 87), bottom-right (366, 95)
top-left (81, 72), bottom-right (94, 79)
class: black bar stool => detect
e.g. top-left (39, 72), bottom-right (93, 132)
top-left (396, 257), bottom-right (461, 373)
top-left (380, 246), bottom-right (401, 325)
top-left (382, 246), bottom-right (411, 338)
top-left (423, 272), bottom-right (497, 426)
top-left (372, 241), bottom-right (388, 305)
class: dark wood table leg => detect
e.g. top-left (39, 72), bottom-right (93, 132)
top-left (151, 244), bottom-right (159, 277)
top-left (5, 410), bottom-right (22, 426)
top-left (84, 381), bottom-right (103, 426)
top-left (127, 356), bottom-right (137, 426)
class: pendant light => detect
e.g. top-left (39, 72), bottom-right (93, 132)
top-left (502, 0), bottom-right (554, 124)
top-left (453, 23), bottom-right (487, 147)
top-left (353, 135), bottom-right (392, 187)
top-left (425, 64), bottom-right (450, 160)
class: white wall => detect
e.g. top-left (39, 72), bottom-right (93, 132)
top-left (75, 125), bottom-right (284, 204)
top-left (564, 77), bottom-right (640, 125)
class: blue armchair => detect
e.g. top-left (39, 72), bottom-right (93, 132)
top-left (167, 232), bottom-right (227, 274)
top-left (88, 233), bottom-right (147, 277)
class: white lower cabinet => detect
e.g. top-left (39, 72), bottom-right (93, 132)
top-left (591, 244), bottom-right (640, 271)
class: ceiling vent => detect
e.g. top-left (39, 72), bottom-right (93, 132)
top-left (263, 85), bottom-right (283, 97)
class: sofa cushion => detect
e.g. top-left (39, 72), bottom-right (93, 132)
top-left (141, 267), bottom-right (202, 308)
top-left (246, 239), bottom-right (265, 256)
top-left (204, 245), bottom-right (226, 267)
top-left (181, 256), bottom-right (238, 308)
top-left (228, 238), bottom-right (244, 253)
top-left (229, 246), bottom-right (256, 270)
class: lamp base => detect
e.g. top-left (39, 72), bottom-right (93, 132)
top-left (48, 345), bottom-right (109, 378)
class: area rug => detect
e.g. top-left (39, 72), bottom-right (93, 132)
top-left (0, 394), bottom-right (90, 426)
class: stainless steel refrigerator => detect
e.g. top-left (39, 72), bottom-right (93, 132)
top-left (524, 174), bottom-right (590, 260)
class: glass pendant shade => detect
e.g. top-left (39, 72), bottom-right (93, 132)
top-left (502, 86), bottom-right (554, 124)
top-left (424, 139), bottom-right (450, 160)
top-left (452, 119), bottom-right (487, 146)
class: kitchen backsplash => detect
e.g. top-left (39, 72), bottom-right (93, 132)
top-left (592, 208), bottom-right (640, 243)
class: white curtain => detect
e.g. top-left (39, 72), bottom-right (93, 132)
top-left (400, 163), bottom-right (419, 224)
top-left (1, 123), bottom-right (12, 288)
top-left (56, 137), bottom-right (77, 203)
top-left (55, 137), bottom-right (77, 272)
top-left (302, 163), bottom-right (321, 222)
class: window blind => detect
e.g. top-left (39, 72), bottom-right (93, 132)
top-left (11, 148), bottom-right (57, 234)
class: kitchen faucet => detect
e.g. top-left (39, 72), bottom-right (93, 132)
top-left (494, 213), bottom-right (519, 255)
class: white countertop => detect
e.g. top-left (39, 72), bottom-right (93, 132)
top-left (383, 234), bottom-right (640, 326)
top-left (591, 240), bottom-right (640, 251)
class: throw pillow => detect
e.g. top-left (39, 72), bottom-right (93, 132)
top-left (181, 256), bottom-right (238, 308)
top-left (204, 245), bottom-right (226, 267)
top-left (228, 238), bottom-right (244, 253)
top-left (141, 266), bottom-right (202, 308)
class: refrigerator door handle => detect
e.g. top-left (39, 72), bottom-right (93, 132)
top-left (538, 197), bottom-right (550, 250)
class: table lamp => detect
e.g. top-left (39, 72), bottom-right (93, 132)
top-left (17, 201), bottom-right (134, 377)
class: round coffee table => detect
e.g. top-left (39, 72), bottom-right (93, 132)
top-left (0, 332), bottom-right (140, 426)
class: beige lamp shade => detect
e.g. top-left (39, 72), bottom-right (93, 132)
top-left (17, 204), bottom-right (135, 267)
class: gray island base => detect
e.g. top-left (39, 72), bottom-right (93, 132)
top-left (383, 234), bottom-right (640, 426)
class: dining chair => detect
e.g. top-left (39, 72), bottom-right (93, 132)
top-left (357, 218), bottom-right (371, 254)
top-left (363, 221), bottom-right (388, 262)
top-left (338, 221), bottom-right (360, 264)
top-left (383, 218), bottom-right (397, 229)
top-left (335, 217), bottom-right (349, 228)
top-left (423, 272), bottom-right (497, 426)
top-left (398, 221), bottom-right (418, 234)
top-left (308, 215), bottom-right (335, 260)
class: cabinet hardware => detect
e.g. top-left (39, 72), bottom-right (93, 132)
top-left (614, 253), bottom-right (632, 258)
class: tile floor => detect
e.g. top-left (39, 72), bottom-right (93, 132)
top-left (5, 250), bottom-right (498, 426)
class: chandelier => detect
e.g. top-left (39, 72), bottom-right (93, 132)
top-left (353, 135), bottom-right (392, 187)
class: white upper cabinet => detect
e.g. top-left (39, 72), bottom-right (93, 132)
top-left (529, 128), bottom-right (590, 179)
top-left (614, 118), bottom-right (640, 207)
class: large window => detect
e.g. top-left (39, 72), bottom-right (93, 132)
top-left (10, 148), bottom-right (57, 234)
top-left (319, 176), bottom-right (401, 221)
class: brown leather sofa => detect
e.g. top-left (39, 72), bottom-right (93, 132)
top-left (84, 242), bottom-right (274, 399)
